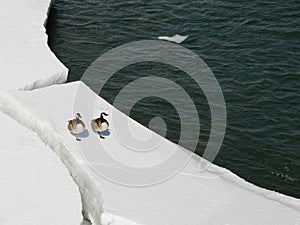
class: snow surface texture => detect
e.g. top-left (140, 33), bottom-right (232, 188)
top-left (0, 89), bottom-right (104, 225)
top-left (0, 111), bottom-right (82, 225)
top-left (0, 0), bottom-right (68, 91)
top-left (0, 81), bottom-right (299, 225)
top-left (0, 0), bottom-right (84, 224)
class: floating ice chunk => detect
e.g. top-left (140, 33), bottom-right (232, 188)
top-left (158, 34), bottom-right (189, 44)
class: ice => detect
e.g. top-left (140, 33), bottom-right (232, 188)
top-left (0, 88), bottom-right (104, 225)
top-left (0, 111), bottom-right (81, 225)
top-left (0, 0), bottom-right (299, 224)
top-left (101, 212), bottom-right (142, 225)
top-left (0, 0), bottom-right (85, 224)
top-left (0, 0), bottom-right (68, 91)
top-left (0, 81), bottom-right (299, 225)
top-left (158, 34), bottom-right (189, 43)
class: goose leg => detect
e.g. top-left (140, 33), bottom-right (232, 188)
top-left (98, 132), bottom-right (104, 139)
top-left (76, 135), bottom-right (81, 141)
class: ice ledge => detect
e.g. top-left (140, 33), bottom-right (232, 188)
top-left (0, 111), bottom-right (82, 225)
top-left (0, 0), bottom-right (68, 91)
top-left (0, 81), bottom-right (299, 225)
top-left (0, 89), bottom-right (104, 225)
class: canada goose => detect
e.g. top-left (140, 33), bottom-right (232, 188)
top-left (91, 112), bottom-right (109, 139)
top-left (67, 113), bottom-right (85, 141)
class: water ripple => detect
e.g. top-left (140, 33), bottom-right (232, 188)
top-left (47, 0), bottom-right (300, 197)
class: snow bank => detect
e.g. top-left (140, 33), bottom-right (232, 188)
top-left (0, 81), bottom-right (299, 225)
top-left (0, 0), bottom-right (85, 223)
top-left (0, 0), bottom-right (68, 91)
top-left (0, 111), bottom-right (81, 225)
top-left (0, 89), bottom-right (104, 225)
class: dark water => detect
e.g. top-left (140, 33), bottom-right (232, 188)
top-left (46, 0), bottom-right (300, 197)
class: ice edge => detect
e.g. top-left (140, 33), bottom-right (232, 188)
top-left (0, 87), bottom-right (299, 225)
top-left (0, 91), bottom-right (103, 225)
top-left (205, 160), bottom-right (300, 211)
top-left (16, 0), bottom-right (68, 91)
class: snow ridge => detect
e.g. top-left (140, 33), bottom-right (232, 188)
top-left (0, 0), bottom-right (68, 91)
top-left (0, 91), bottom-right (103, 225)
top-left (17, 71), bottom-right (68, 91)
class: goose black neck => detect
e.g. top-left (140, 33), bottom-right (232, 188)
top-left (100, 112), bottom-right (108, 119)
top-left (100, 113), bottom-right (104, 119)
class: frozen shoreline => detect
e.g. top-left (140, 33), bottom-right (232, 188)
top-left (1, 82), bottom-right (299, 225)
top-left (0, 0), bottom-right (68, 91)
top-left (0, 0), bottom-right (81, 224)
top-left (0, 0), bottom-right (299, 225)
top-left (0, 111), bottom-right (82, 225)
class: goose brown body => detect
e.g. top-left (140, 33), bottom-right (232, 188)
top-left (67, 113), bottom-right (85, 141)
top-left (91, 118), bottom-right (109, 132)
top-left (91, 112), bottom-right (109, 139)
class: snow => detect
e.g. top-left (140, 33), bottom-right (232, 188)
top-left (0, 88), bottom-right (104, 225)
top-left (101, 212), bottom-right (142, 225)
top-left (0, 111), bottom-right (82, 225)
top-left (0, 0), bottom-right (82, 224)
top-left (1, 81), bottom-right (299, 225)
top-left (0, 0), bottom-right (299, 224)
top-left (0, 0), bottom-right (68, 91)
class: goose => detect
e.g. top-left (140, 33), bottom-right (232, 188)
top-left (67, 113), bottom-right (85, 141)
top-left (91, 112), bottom-right (109, 139)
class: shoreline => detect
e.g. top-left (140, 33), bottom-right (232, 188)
top-left (0, 1), bottom-right (81, 224)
